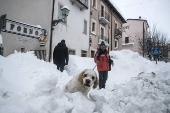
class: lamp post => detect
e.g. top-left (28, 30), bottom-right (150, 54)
top-left (52, 6), bottom-right (70, 26)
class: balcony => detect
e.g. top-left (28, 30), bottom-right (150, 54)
top-left (115, 29), bottom-right (122, 39)
top-left (70, 0), bottom-right (88, 10)
top-left (98, 35), bottom-right (109, 47)
top-left (98, 36), bottom-right (110, 47)
top-left (99, 11), bottom-right (110, 26)
top-left (98, 35), bottom-right (109, 43)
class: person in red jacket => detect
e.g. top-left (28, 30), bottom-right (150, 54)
top-left (94, 41), bottom-right (113, 89)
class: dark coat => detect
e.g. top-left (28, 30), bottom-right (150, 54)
top-left (53, 42), bottom-right (69, 66)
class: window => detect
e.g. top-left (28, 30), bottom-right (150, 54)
top-left (100, 25), bottom-right (105, 40)
top-left (125, 37), bottom-right (129, 43)
top-left (92, 22), bottom-right (95, 32)
top-left (101, 27), bottom-right (104, 36)
top-left (91, 18), bottom-right (97, 34)
top-left (0, 46), bottom-right (3, 56)
top-left (58, 4), bottom-right (67, 23)
top-left (83, 20), bottom-right (87, 35)
top-left (91, 50), bottom-right (95, 58)
top-left (92, 0), bottom-right (97, 9)
top-left (69, 49), bottom-right (75, 55)
top-left (81, 50), bottom-right (87, 57)
top-left (115, 39), bottom-right (118, 49)
top-left (92, 0), bottom-right (96, 7)
top-left (101, 5), bottom-right (104, 17)
top-left (115, 21), bottom-right (118, 33)
top-left (89, 37), bottom-right (92, 44)
top-left (21, 47), bottom-right (25, 53)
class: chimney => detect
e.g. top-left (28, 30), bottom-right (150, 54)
top-left (139, 16), bottom-right (141, 19)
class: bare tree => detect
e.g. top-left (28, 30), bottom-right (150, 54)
top-left (138, 24), bottom-right (170, 61)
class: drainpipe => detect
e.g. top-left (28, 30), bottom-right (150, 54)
top-left (111, 12), bottom-right (112, 50)
top-left (49, 0), bottom-right (55, 62)
top-left (143, 21), bottom-right (145, 57)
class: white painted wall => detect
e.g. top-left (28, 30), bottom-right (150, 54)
top-left (52, 0), bottom-right (90, 56)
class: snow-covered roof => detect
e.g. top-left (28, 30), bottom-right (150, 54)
top-left (108, 0), bottom-right (126, 23)
top-left (99, 17), bottom-right (110, 24)
top-left (0, 34), bottom-right (3, 44)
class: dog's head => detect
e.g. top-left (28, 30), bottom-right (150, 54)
top-left (78, 69), bottom-right (98, 89)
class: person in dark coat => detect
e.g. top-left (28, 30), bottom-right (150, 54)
top-left (53, 40), bottom-right (69, 72)
top-left (94, 41), bottom-right (113, 89)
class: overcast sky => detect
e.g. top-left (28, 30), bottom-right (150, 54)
top-left (112, 0), bottom-right (170, 39)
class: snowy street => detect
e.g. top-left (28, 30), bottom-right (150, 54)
top-left (0, 50), bottom-right (170, 113)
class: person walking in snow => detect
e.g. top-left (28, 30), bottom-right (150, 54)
top-left (53, 40), bottom-right (69, 72)
top-left (94, 41), bottom-right (113, 89)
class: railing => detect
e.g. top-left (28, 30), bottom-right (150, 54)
top-left (115, 29), bottom-right (122, 39)
top-left (98, 35), bottom-right (109, 42)
top-left (115, 29), bottom-right (122, 36)
top-left (99, 11), bottom-right (110, 22)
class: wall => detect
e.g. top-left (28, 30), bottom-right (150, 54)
top-left (0, 0), bottom-right (52, 60)
top-left (89, 0), bottom-right (125, 57)
top-left (122, 19), bottom-right (149, 54)
top-left (52, 0), bottom-right (90, 57)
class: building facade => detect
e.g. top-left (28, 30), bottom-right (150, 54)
top-left (0, 0), bottom-right (127, 61)
top-left (88, 0), bottom-right (126, 57)
top-left (52, 0), bottom-right (90, 57)
top-left (122, 17), bottom-right (149, 54)
top-left (0, 0), bottom-right (53, 61)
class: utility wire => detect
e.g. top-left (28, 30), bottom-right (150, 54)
top-left (119, 0), bottom-right (154, 8)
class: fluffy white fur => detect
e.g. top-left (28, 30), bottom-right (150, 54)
top-left (64, 69), bottom-right (98, 96)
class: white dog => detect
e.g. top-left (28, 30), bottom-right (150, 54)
top-left (64, 69), bottom-right (98, 97)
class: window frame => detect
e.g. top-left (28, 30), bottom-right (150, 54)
top-left (92, 0), bottom-right (97, 9)
top-left (115, 39), bottom-right (118, 49)
top-left (83, 19), bottom-right (87, 35)
top-left (125, 37), bottom-right (129, 43)
top-left (69, 49), bottom-right (76, 55)
top-left (91, 18), bottom-right (97, 35)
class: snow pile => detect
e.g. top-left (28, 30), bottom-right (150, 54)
top-left (90, 72), bottom-right (170, 113)
top-left (0, 50), bottom-right (170, 113)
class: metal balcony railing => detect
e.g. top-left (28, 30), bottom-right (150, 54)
top-left (115, 29), bottom-right (122, 39)
top-left (98, 35), bottom-right (109, 42)
top-left (98, 11), bottom-right (110, 25)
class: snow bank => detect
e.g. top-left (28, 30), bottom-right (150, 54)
top-left (0, 50), bottom-right (170, 113)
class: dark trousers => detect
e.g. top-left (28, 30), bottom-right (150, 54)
top-left (98, 71), bottom-right (108, 89)
top-left (57, 65), bottom-right (64, 72)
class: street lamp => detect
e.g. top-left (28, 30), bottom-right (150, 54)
top-left (53, 6), bottom-right (70, 26)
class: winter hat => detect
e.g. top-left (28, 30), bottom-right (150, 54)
top-left (100, 41), bottom-right (105, 46)
top-left (61, 39), bottom-right (65, 43)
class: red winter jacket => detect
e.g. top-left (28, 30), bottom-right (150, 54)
top-left (94, 49), bottom-right (110, 71)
